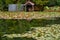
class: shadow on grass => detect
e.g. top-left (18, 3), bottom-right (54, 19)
top-left (1, 37), bottom-right (36, 40)
top-left (13, 37), bottom-right (36, 40)
top-left (0, 17), bottom-right (60, 34)
top-left (30, 17), bottom-right (60, 27)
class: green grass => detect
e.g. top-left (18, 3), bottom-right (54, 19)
top-left (0, 19), bottom-right (60, 40)
top-left (1, 37), bottom-right (36, 40)
top-left (0, 11), bottom-right (60, 19)
top-left (0, 12), bottom-right (60, 40)
top-left (0, 19), bottom-right (60, 34)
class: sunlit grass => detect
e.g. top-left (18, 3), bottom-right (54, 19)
top-left (0, 12), bottom-right (60, 40)
top-left (0, 11), bottom-right (60, 19)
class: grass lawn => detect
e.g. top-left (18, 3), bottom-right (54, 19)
top-left (0, 11), bottom-right (60, 19)
top-left (0, 12), bottom-right (60, 40)
top-left (0, 19), bottom-right (60, 40)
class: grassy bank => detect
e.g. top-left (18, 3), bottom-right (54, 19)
top-left (0, 12), bottom-right (60, 40)
top-left (0, 19), bottom-right (60, 40)
top-left (0, 12), bottom-right (60, 19)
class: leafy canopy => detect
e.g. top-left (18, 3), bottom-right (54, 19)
top-left (33, 0), bottom-right (48, 5)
